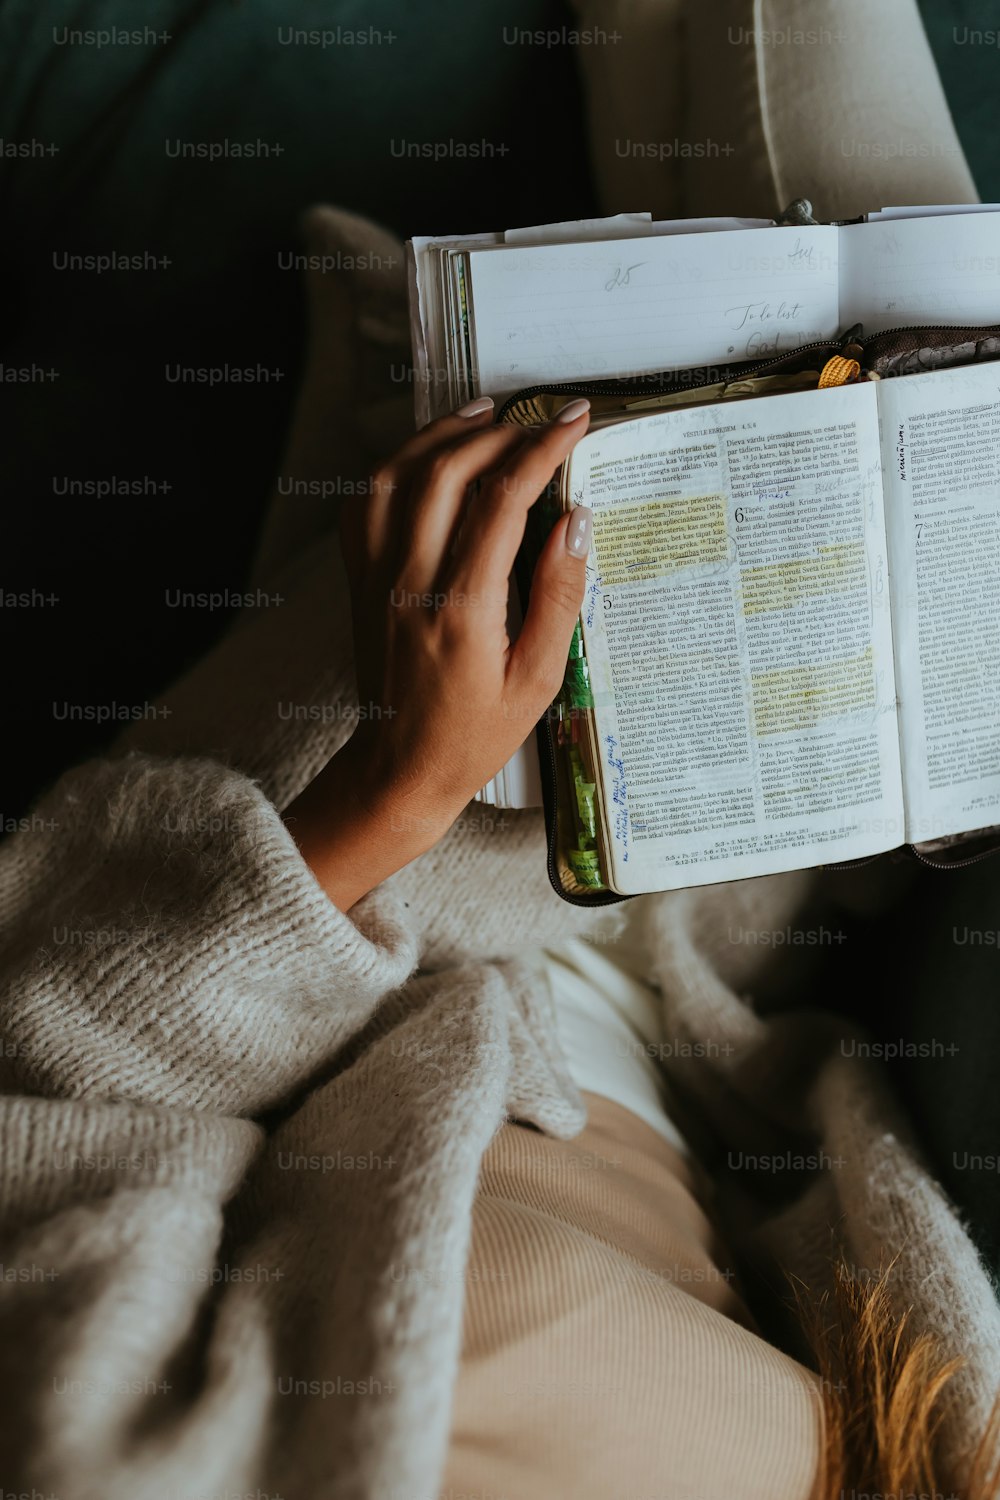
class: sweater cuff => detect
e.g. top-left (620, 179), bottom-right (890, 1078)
top-left (0, 753), bottom-right (417, 1115)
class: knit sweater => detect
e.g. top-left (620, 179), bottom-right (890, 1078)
top-left (2, 219), bottom-right (998, 1499)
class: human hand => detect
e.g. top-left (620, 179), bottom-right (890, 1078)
top-left (284, 395), bottom-right (593, 909)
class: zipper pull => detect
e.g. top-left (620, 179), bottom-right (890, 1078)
top-left (839, 324), bottom-right (866, 366)
top-left (818, 355), bottom-right (861, 387)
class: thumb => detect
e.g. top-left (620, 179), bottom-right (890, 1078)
top-left (508, 506), bottom-right (593, 709)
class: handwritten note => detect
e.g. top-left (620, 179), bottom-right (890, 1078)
top-left (466, 225), bottom-right (841, 399)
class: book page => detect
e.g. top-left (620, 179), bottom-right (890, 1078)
top-left (466, 225), bottom-right (841, 402)
top-left (840, 213), bottom-right (1000, 330)
top-left (507, 215), bottom-right (773, 241)
top-left (869, 205), bottom-right (1000, 221)
top-left (566, 384), bottom-right (903, 894)
top-left (411, 214), bottom-right (771, 425)
top-left (505, 213), bottom-right (653, 243)
top-left (878, 363), bottom-right (1000, 841)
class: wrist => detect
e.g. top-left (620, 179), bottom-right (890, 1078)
top-left (283, 732), bottom-right (461, 911)
top-left (342, 723), bottom-right (480, 834)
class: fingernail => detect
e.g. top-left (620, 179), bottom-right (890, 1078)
top-left (456, 395), bottom-right (494, 418)
top-left (555, 398), bottom-right (591, 425)
top-left (565, 505), bottom-right (593, 558)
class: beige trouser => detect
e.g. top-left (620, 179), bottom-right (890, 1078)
top-left (571, 0), bottom-right (978, 221)
top-left (443, 1094), bottom-right (823, 1500)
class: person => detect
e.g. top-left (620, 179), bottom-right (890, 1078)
top-left (1, 3), bottom-right (998, 1499)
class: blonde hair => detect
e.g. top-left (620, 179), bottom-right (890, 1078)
top-left (797, 1258), bottom-right (1000, 1500)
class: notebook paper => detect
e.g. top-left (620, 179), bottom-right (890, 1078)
top-left (466, 225), bottom-right (841, 401)
top-left (841, 213), bottom-right (1000, 331)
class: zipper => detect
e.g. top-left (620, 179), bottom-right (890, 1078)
top-left (863, 321), bottom-right (1000, 341)
top-left (908, 839), bottom-right (1000, 870)
top-left (497, 324), bottom-right (1000, 424)
top-left (497, 337), bottom-right (844, 421)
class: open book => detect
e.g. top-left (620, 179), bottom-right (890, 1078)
top-left (557, 360), bottom-right (1000, 895)
top-left (407, 205), bottom-right (1000, 864)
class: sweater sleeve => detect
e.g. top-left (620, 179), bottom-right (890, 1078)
top-left (0, 752), bottom-right (418, 1116)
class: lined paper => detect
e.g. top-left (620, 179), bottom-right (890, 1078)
top-left (841, 213), bottom-right (1000, 330)
top-left (869, 204), bottom-right (1000, 221)
top-left (466, 225), bottom-right (841, 399)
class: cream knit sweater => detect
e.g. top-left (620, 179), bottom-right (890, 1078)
top-left (1, 216), bottom-right (998, 1500)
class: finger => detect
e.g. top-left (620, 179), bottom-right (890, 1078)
top-left (389, 395), bottom-right (497, 466)
top-left (507, 505), bottom-right (593, 714)
top-left (347, 398), bottom-right (513, 574)
top-left (401, 424), bottom-right (530, 591)
top-left (448, 400), bottom-right (591, 595)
